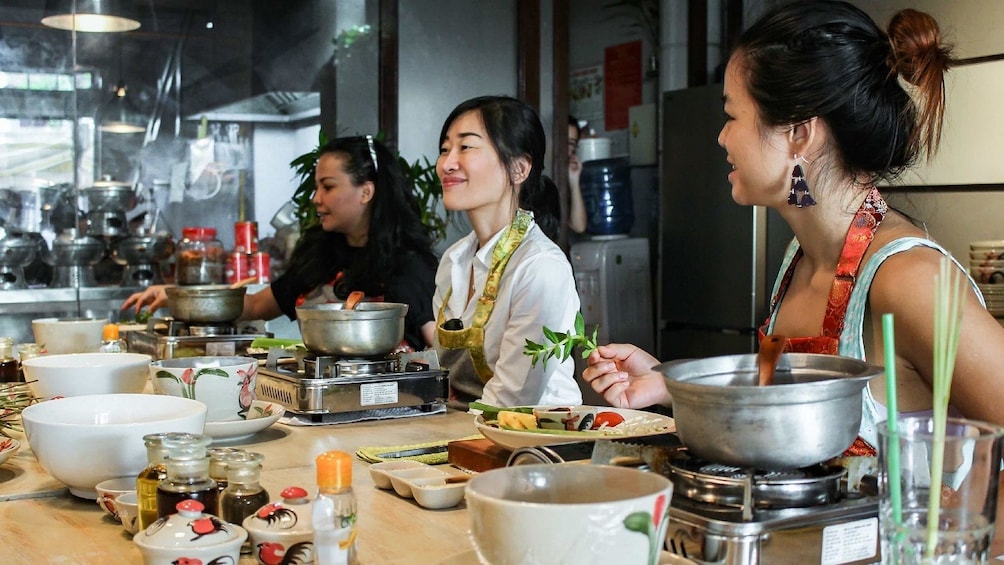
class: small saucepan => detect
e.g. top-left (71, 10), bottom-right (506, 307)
top-left (165, 285), bottom-right (247, 323)
top-left (655, 353), bottom-right (883, 470)
top-left (296, 302), bottom-right (408, 356)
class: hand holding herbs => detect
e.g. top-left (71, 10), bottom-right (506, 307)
top-left (523, 312), bottom-right (599, 368)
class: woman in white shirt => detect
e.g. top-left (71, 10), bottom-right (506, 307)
top-left (434, 95), bottom-right (582, 408)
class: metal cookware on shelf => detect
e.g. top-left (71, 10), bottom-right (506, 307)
top-left (165, 284), bottom-right (247, 323)
top-left (295, 302), bottom-right (408, 356)
top-left (655, 353), bottom-right (883, 470)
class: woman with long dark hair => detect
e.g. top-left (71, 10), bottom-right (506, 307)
top-left (124, 135), bottom-right (439, 350)
top-left (584, 1), bottom-right (1004, 446)
top-left (434, 95), bottom-right (581, 407)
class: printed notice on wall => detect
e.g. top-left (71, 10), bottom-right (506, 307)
top-left (570, 64), bottom-right (604, 125)
top-left (603, 40), bottom-right (642, 131)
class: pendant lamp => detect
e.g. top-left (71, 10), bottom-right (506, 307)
top-left (41, 0), bottom-right (141, 33)
top-left (98, 36), bottom-right (145, 134)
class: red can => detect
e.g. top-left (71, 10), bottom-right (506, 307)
top-left (225, 252), bottom-right (251, 284)
top-left (252, 252), bottom-right (271, 283)
top-left (234, 221), bottom-right (258, 253)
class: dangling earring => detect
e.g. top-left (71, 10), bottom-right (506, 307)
top-left (789, 155), bottom-right (816, 208)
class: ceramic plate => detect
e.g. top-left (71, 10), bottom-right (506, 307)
top-left (204, 401), bottom-right (285, 441)
top-left (473, 406), bottom-right (674, 451)
top-left (0, 437), bottom-right (20, 465)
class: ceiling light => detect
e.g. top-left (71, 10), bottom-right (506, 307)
top-left (99, 81), bottom-right (145, 134)
top-left (42, 0), bottom-right (141, 33)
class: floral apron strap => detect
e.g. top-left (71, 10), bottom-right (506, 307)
top-left (436, 210), bottom-right (534, 383)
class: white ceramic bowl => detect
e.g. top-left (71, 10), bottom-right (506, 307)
top-left (22, 353), bottom-right (152, 400)
top-left (20, 393), bottom-right (207, 499)
top-left (970, 240), bottom-right (1004, 250)
top-left (95, 476), bottom-right (137, 522)
top-left (466, 464), bottom-right (673, 565)
top-left (116, 491), bottom-right (140, 535)
top-left (31, 317), bottom-right (107, 355)
top-left (150, 356), bottom-right (258, 423)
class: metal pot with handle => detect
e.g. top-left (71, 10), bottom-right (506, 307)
top-left (165, 285), bottom-right (247, 323)
top-left (296, 302), bottom-right (408, 356)
top-left (654, 353), bottom-right (883, 470)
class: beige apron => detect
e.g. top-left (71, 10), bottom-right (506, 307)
top-left (437, 210), bottom-right (532, 385)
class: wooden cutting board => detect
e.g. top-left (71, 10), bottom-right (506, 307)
top-left (447, 438), bottom-right (511, 473)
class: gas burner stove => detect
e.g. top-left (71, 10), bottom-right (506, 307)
top-left (662, 448), bottom-right (880, 565)
top-left (254, 348), bottom-right (449, 420)
top-left (125, 318), bottom-right (267, 360)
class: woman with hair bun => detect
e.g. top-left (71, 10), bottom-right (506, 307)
top-left (584, 1), bottom-right (1004, 446)
top-left (434, 95), bottom-right (582, 408)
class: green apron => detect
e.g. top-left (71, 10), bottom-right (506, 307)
top-left (437, 210), bottom-right (533, 384)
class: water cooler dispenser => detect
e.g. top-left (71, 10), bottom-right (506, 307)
top-left (571, 237), bottom-right (654, 353)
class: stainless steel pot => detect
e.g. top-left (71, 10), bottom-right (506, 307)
top-left (296, 302), bottom-right (408, 356)
top-left (165, 285), bottom-right (247, 323)
top-left (655, 353), bottom-right (883, 470)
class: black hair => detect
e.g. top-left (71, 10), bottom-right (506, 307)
top-left (282, 136), bottom-right (437, 298)
top-left (438, 96), bottom-right (558, 239)
top-left (568, 115), bottom-right (582, 135)
top-left (733, 0), bottom-right (951, 183)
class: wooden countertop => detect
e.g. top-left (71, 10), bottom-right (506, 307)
top-left (3, 408), bottom-right (1004, 564)
top-left (0, 410), bottom-right (478, 565)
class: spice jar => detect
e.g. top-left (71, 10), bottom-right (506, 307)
top-left (176, 227), bottom-right (224, 285)
top-left (220, 451), bottom-right (269, 528)
top-left (0, 337), bottom-right (19, 383)
top-left (157, 433), bottom-right (217, 519)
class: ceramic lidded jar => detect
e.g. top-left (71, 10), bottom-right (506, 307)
top-left (243, 485), bottom-right (316, 565)
top-left (134, 499), bottom-right (247, 565)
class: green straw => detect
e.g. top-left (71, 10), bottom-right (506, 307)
top-left (882, 313), bottom-right (902, 528)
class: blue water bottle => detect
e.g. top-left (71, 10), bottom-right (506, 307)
top-left (580, 157), bottom-right (634, 236)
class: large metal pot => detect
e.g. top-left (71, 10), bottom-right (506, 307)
top-left (165, 285), bottom-right (246, 323)
top-left (655, 353), bottom-right (883, 470)
top-left (296, 302), bottom-right (408, 356)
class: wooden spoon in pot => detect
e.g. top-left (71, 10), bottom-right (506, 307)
top-left (344, 290), bottom-right (365, 311)
top-left (757, 334), bottom-right (786, 387)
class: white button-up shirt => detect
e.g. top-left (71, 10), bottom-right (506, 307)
top-left (433, 220), bottom-right (582, 407)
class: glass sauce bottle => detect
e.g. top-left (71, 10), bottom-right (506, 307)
top-left (208, 447), bottom-right (244, 517)
top-left (137, 432), bottom-right (176, 530)
top-left (220, 451), bottom-right (269, 526)
top-left (0, 337), bottom-right (19, 383)
top-left (313, 450), bottom-right (358, 565)
top-left (156, 433), bottom-right (217, 519)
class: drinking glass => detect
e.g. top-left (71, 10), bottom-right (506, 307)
top-left (879, 417), bottom-right (1004, 564)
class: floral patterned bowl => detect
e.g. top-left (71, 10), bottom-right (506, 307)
top-left (466, 464), bottom-right (673, 565)
top-left (150, 356), bottom-right (257, 423)
top-left (0, 437), bottom-right (20, 465)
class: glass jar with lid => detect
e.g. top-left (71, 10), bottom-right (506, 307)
top-left (175, 226), bottom-right (224, 285)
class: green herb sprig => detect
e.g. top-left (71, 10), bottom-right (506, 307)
top-left (523, 312), bottom-right (599, 368)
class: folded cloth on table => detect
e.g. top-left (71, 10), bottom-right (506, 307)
top-left (356, 434), bottom-right (484, 465)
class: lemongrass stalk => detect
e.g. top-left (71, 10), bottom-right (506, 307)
top-left (925, 258), bottom-right (965, 559)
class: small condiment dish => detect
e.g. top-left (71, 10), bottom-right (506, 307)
top-left (95, 476), bottom-right (137, 522)
top-left (409, 477), bottom-right (467, 510)
top-left (368, 460), bottom-right (426, 489)
top-left (388, 466), bottom-right (449, 498)
top-left (116, 491), bottom-right (140, 535)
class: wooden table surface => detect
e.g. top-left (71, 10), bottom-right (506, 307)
top-left (3, 407), bottom-right (1004, 565)
top-left (0, 409), bottom-right (478, 565)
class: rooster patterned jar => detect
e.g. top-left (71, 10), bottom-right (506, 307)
top-left (134, 499), bottom-right (247, 565)
top-left (243, 486), bottom-right (315, 565)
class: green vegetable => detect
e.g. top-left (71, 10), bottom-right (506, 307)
top-left (468, 401), bottom-right (533, 421)
top-left (523, 312), bottom-right (599, 368)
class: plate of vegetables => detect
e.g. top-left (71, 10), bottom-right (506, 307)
top-left (471, 402), bottom-right (675, 451)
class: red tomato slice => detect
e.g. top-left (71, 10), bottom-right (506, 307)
top-left (591, 411), bottom-right (625, 429)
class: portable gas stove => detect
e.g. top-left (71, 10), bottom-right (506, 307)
top-left (253, 347), bottom-right (449, 420)
top-left (126, 318), bottom-right (267, 360)
top-left (662, 447), bottom-right (879, 565)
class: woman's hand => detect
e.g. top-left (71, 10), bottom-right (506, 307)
top-left (582, 343), bottom-right (670, 409)
top-left (121, 285), bottom-right (170, 316)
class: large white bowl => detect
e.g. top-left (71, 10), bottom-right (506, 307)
top-left (466, 464), bottom-right (673, 565)
top-left (20, 393), bottom-right (207, 499)
top-left (31, 317), bottom-right (107, 355)
top-left (22, 353), bottom-right (152, 400)
top-left (150, 356), bottom-right (258, 423)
